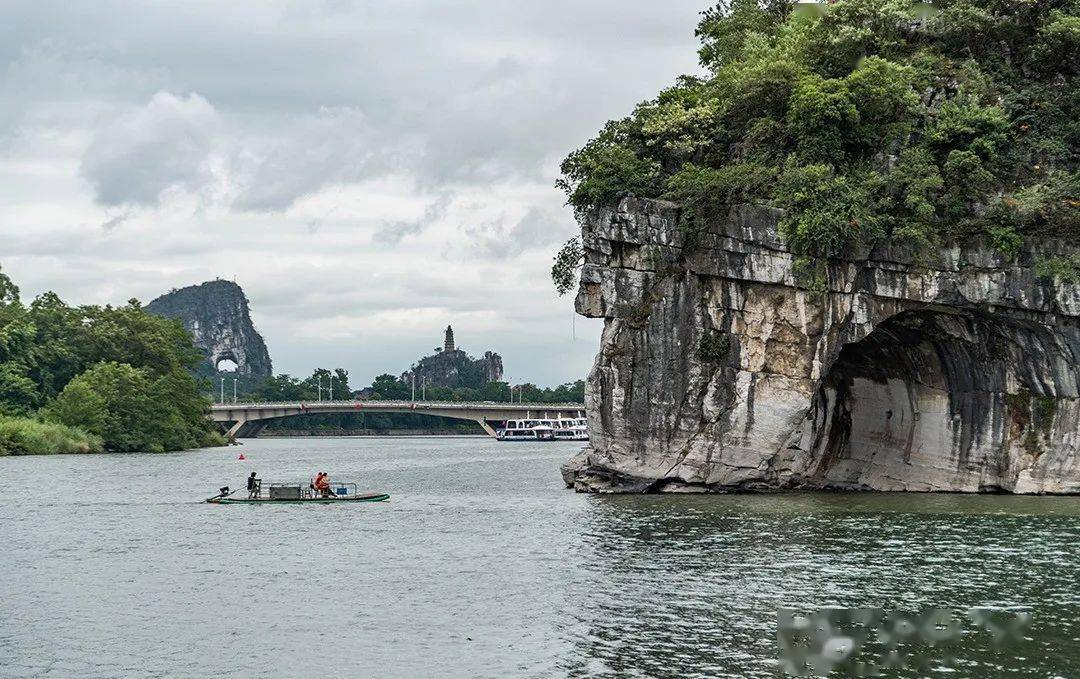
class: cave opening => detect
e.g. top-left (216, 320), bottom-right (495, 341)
top-left (809, 309), bottom-right (1061, 490)
top-left (215, 354), bottom-right (240, 373)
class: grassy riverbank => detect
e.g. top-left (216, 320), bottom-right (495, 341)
top-left (0, 415), bottom-right (103, 455)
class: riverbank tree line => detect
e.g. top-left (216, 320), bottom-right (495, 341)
top-left (0, 267), bottom-right (223, 455)
top-left (553, 0), bottom-right (1078, 293)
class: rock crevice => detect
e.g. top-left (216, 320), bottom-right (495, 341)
top-left (564, 198), bottom-right (1080, 494)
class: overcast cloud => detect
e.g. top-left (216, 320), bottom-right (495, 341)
top-left (0, 0), bottom-right (706, 386)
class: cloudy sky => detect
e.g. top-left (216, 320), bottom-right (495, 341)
top-left (0, 0), bottom-right (706, 387)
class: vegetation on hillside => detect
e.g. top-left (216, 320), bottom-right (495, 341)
top-left (0, 266), bottom-right (223, 454)
top-left (554, 0), bottom-right (1078, 292)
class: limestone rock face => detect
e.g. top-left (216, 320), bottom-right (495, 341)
top-left (147, 280), bottom-right (272, 379)
top-left (564, 197), bottom-right (1080, 494)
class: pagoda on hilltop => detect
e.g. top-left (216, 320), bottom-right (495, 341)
top-left (404, 326), bottom-right (503, 388)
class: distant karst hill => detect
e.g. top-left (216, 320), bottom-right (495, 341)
top-left (146, 280), bottom-right (272, 379)
top-left (401, 325), bottom-right (504, 390)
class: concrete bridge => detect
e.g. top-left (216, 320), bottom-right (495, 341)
top-left (210, 400), bottom-right (587, 438)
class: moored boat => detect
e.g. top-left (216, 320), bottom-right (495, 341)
top-left (564, 417), bottom-right (589, 441)
top-left (497, 417), bottom-right (588, 441)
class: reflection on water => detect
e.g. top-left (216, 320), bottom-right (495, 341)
top-left (564, 494), bottom-right (1080, 677)
top-left (1, 438), bottom-right (1077, 678)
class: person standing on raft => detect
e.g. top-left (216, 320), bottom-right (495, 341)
top-left (247, 472), bottom-right (260, 499)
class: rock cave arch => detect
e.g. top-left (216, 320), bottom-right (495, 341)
top-left (806, 309), bottom-right (1080, 492)
top-left (214, 351), bottom-right (240, 373)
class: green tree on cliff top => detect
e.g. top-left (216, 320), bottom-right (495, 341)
top-left (555, 0), bottom-right (1078, 280)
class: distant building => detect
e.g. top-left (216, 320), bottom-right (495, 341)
top-left (444, 325), bottom-right (456, 352)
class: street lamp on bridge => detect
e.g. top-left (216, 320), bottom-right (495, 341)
top-left (219, 376), bottom-right (238, 404)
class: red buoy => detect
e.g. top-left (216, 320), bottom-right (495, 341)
top-left (238, 453), bottom-right (246, 460)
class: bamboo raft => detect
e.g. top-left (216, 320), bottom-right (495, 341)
top-left (206, 481), bottom-right (389, 504)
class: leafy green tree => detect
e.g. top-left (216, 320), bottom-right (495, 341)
top-left (696, 0), bottom-right (792, 69)
top-left (370, 374), bottom-right (411, 400)
top-left (557, 139), bottom-right (665, 218)
top-left (0, 266), bottom-right (19, 306)
top-left (80, 299), bottom-right (202, 377)
top-left (787, 75), bottom-right (860, 164)
top-left (46, 361), bottom-right (218, 453)
top-left (0, 268), bottom-right (37, 414)
top-left (473, 380), bottom-right (507, 401)
top-left (552, 238), bottom-right (584, 297)
top-left (245, 374), bottom-right (313, 401)
top-left (47, 362), bottom-right (159, 452)
top-left (665, 163), bottom-right (777, 231)
top-left (41, 378), bottom-right (107, 435)
top-left (0, 365), bottom-right (37, 416)
top-left (332, 368), bottom-right (351, 396)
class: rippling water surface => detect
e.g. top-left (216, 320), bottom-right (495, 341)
top-left (2, 437), bottom-right (1078, 678)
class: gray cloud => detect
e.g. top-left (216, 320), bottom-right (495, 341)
top-left (373, 193), bottom-right (453, 246)
top-left (233, 106), bottom-right (409, 212)
top-left (467, 206), bottom-right (571, 259)
top-left (10, 0), bottom-right (705, 196)
top-left (99, 211), bottom-right (131, 231)
top-left (506, 207), bottom-right (569, 254)
top-left (80, 92), bottom-right (221, 207)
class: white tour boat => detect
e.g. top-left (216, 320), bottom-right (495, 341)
top-left (553, 417), bottom-right (589, 441)
top-left (497, 417), bottom-right (588, 442)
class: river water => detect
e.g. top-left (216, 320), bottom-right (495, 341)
top-left (1, 437), bottom-right (1078, 678)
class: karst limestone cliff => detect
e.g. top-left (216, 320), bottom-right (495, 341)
top-left (147, 280), bottom-right (272, 379)
top-left (563, 198), bottom-right (1080, 494)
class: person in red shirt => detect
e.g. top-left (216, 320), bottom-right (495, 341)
top-left (314, 472), bottom-right (331, 497)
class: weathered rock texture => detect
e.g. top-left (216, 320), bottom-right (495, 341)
top-left (563, 198), bottom-right (1080, 494)
top-left (147, 280), bottom-right (272, 379)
